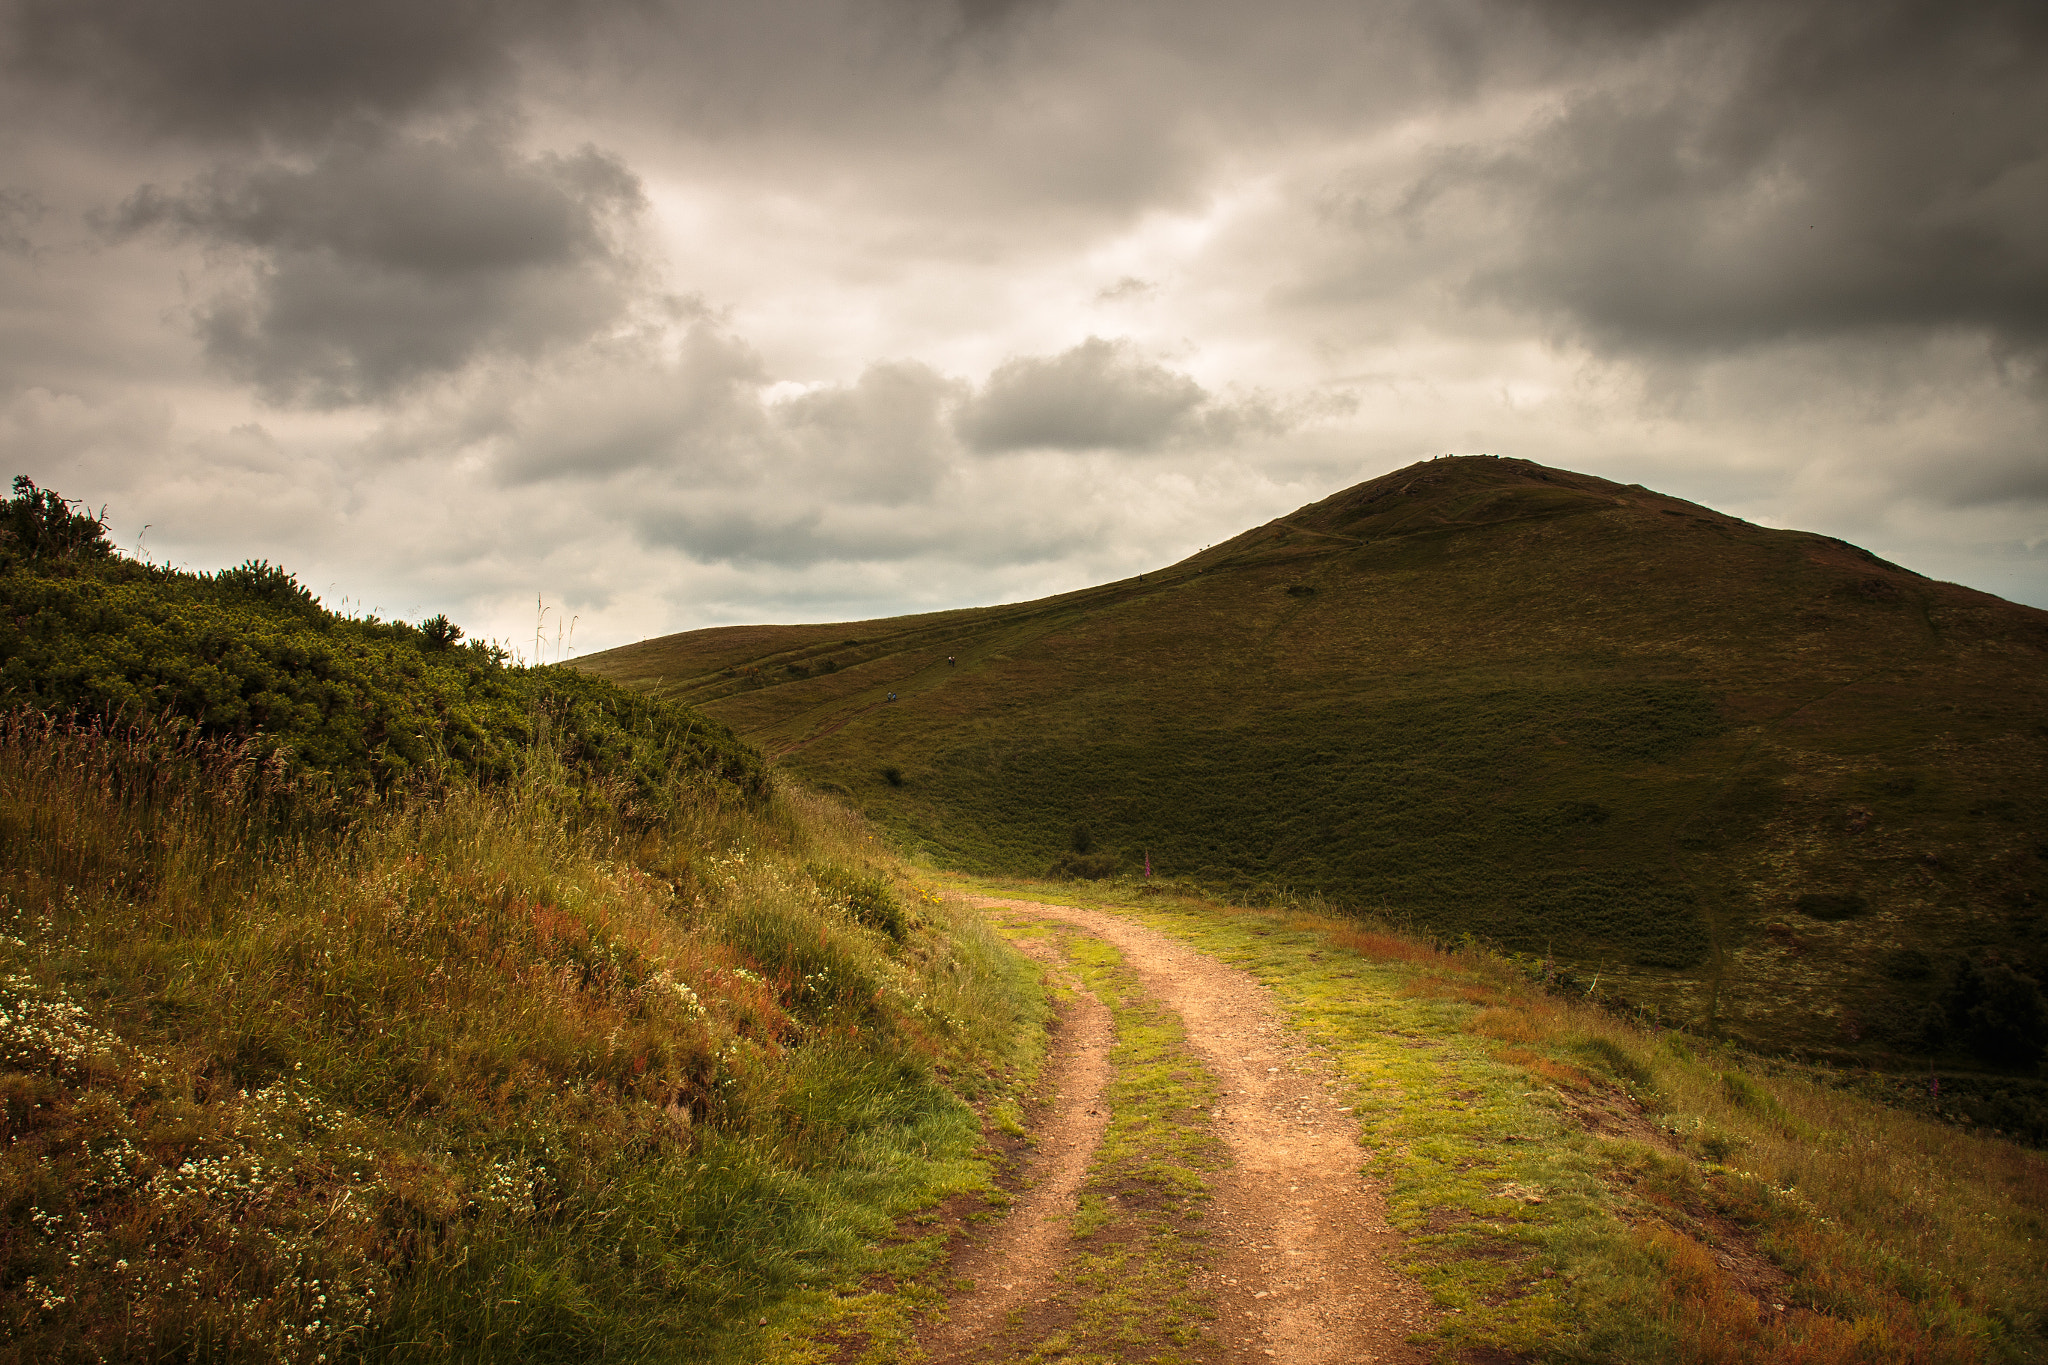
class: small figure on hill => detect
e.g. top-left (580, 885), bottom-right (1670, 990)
top-left (947, 655), bottom-right (955, 666)
top-left (887, 692), bottom-right (898, 702)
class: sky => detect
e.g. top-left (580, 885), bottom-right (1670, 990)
top-left (2, 0), bottom-right (2044, 657)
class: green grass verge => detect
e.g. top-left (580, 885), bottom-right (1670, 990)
top-left (946, 874), bottom-right (2048, 1365)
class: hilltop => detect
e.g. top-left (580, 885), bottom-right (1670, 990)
top-left (580, 456), bottom-right (2048, 1065)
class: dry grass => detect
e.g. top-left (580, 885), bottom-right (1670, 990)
top-left (1350, 915), bottom-right (2048, 1364)
top-left (958, 872), bottom-right (2048, 1363)
top-left (0, 713), bottom-right (1041, 1363)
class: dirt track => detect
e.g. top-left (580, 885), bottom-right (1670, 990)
top-left (932, 897), bottom-right (1435, 1364)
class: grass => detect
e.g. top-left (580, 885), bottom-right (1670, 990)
top-left (989, 918), bottom-right (1224, 1364)
top-left (577, 456), bottom-right (2048, 1065)
top-left (943, 872), bottom-right (2048, 1364)
top-left (764, 909), bottom-right (1226, 1365)
top-left (0, 713), bottom-right (1046, 1363)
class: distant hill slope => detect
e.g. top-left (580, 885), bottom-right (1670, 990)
top-left (580, 456), bottom-right (2048, 1060)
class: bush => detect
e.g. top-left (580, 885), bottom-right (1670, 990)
top-left (0, 475), bottom-right (114, 569)
top-left (1795, 892), bottom-right (1869, 921)
top-left (812, 866), bottom-right (910, 941)
top-left (1048, 851), bottom-right (1119, 880)
top-left (1943, 957), bottom-right (2048, 1067)
top-left (0, 489), bottom-right (765, 813)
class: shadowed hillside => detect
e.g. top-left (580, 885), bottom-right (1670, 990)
top-left (581, 456), bottom-right (2048, 1062)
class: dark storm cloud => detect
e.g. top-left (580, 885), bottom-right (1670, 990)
top-left (1, 0), bottom-right (564, 142)
top-left (0, 0), bottom-right (1054, 146)
top-left (112, 133), bottom-right (646, 405)
top-left (956, 337), bottom-right (1207, 452)
top-left (0, 189), bottom-right (40, 255)
top-left (1412, 0), bottom-right (2048, 355)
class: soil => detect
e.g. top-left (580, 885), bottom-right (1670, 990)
top-left (930, 897), bottom-right (1438, 1365)
top-left (924, 935), bottom-right (1115, 1362)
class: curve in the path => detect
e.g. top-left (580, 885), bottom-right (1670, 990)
top-left (967, 898), bottom-right (1436, 1365)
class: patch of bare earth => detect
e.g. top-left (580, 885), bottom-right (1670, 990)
top-left (923, 935), bottom-right (1115, 1364)
top-left (952, 898), bottom-right (1437, 1365)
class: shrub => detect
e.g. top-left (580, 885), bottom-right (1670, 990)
top-left (1795, 892), bottom-right (1868, 921)
top-left (1943, 957), bottom-right (2048, 1067)
top-left (1048, 851), bottom-right (1119, 880)
top-left (420, 613), bottom-right (465, 650)
top-left (812, 866), bottom-right (910, 941)
top-left (0, 475), bottom-right (114, 568)
top-left (0, 496), bottom-right (765, 812)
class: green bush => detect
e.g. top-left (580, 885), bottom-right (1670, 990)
top-left (1795, 892), bottom-right (1869, 921)
top-left (0, 479), bottom-right (764, 815)
top-left (1942, 957), bottom-right (2048, 1067)
top-left (1048, 851), bottom-right (1120, 881)
top-left (812, 865), bottom-right (910, 941)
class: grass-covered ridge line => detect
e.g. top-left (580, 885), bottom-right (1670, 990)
top-left (581, 455), bottom-right (2048, 1065)
top-left (0, 478), bottom-right (1047, 1362)
top-left (0, 476), bottom-right (763, 807)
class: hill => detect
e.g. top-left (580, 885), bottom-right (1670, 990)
top-left (0, 478), bottom-right (1040, 1362)
top-left (579, 456), bottom-right (2048, 1064)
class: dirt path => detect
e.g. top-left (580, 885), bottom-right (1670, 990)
top-left (947, 897), bottom-right (1435, 1365)
top-left (925, 938), bottom-right (1114, 1362)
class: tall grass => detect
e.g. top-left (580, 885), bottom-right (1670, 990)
top-left (0, 713), bottom-right (1038, 1363)
top-left (1334, 911), bottom-right (2048, 1363)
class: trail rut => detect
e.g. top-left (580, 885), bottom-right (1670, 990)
top-left (935, 898), bottom-right (1435, 1364)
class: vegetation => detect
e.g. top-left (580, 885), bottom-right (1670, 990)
top-left (947, 873), bottom-right (2048, 1364)
top-left (10, 473), bottom-right (2043, 1361)
top-left (985, 920), bottom-right (1222, 1363)
top-left (0, 480), bottom-right (1046, 1362)
top-left (0, 477), bottom-right (763, 808)
top-left (579, 456), bottom-right (2048, 1066)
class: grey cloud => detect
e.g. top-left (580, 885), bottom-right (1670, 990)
top-left (956, 337), bottom-right (1207, 452)
top-left (1414, 0), bottom-right (2048, 355)
top-left (489, 324), bottom-right (772, 484)
top-left (0, 188), bottom-right (42, 255)
top-left (2, 0), bottom-right (568, 142)
top-left (484, 334), bottom-right (961, 499)
top-left (1096, 276), bottom-right (1157, 302)
top-left (115, 133), bottom-right (645, 405)
top-left (779, 362), bottom-right (964, 504)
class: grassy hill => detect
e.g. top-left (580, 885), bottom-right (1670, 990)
top-left (580, 456), bottom-right (2048, 1066)
top-left (0, 479), bottom-right (1043, 1362)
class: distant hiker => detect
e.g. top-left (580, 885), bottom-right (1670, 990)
top-left (947, 655), bottom-right (955, 666)
top-left (887, 692), bottom-right (898, 702)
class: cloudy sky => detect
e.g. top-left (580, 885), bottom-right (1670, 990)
top-left (3, 0), bottom-right (2044, 654)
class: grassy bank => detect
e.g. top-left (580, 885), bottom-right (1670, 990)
top-left (0, 712), bottom-right (1044, 1363)
top-left (947, 874), bottom-right (2048, 1364)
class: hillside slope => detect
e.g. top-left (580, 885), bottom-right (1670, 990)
top-left (0, 479), bottom-right (1042, 1362)
top-left (580, 457), bottom-right (2048, 1060)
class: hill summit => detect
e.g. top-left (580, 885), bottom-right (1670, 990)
top-left (582, 456), bottom-right (2048, 1061)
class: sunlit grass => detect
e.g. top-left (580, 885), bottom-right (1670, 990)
top-left (0, 715), bottom-right (1045, 1363)
top-left (952, 872), bottom-right (2048, 1364)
